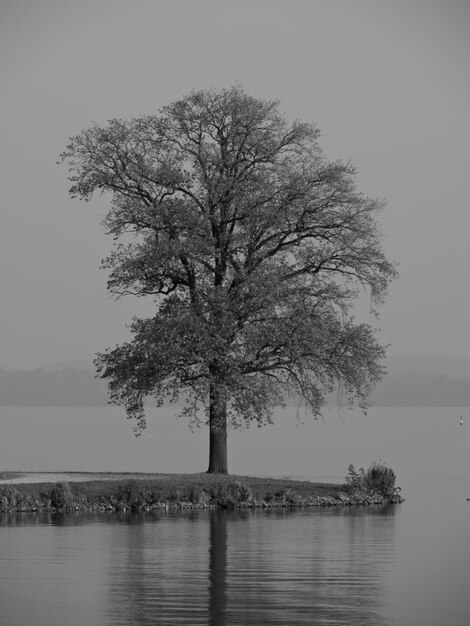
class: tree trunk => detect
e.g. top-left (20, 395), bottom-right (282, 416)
top-left (207, 374), bottom-right (228, 474)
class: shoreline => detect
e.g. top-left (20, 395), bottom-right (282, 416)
top-left (0, 471), bottom-right (404, 513)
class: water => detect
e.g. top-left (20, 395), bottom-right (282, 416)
top-left (1, 406), bottom-right (469, 625)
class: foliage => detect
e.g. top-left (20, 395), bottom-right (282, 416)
top-left (60, 87), bottom-right (397, 472)
top-left (49, 482), bottom-right (74, 510)
top-left (111, 479), bottom-right (150, 510)
top-left (344, 461), bottom-right (397, 498)
top-left (0, 487), bottom-right (23, 509)
top-left (0, 470), bottom-right (403, 511)
top-left (274, 487), bottom-right (303, 506)
top-left (186, 485), bottom-right (211, 505)
top-left (211, 481), bottom-right (254, 509)
top-left (344, 463), bottom-right (366, 493)
top-left (364, 460), bottom-right (397, 497)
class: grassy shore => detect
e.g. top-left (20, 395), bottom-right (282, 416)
top-left (0, 471), bottom-right (403, 513)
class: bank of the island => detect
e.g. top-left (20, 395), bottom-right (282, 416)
top-left (0, 463), bottom-right (403, 513)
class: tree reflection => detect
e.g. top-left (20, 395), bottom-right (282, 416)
top-left (208, 510), bottom-right (228, 625)
top-left (102, 505), bottom-right (398, 625)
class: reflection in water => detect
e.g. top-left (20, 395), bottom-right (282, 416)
top-left (105, 511), bottom-right (210, 625)
top-left (223, 507), bottom-right (396, 625)
top-left (0, 507), bottom-right (397, 626)
top-left (209, 510), bottom-right (227, 626)
top-left (101, 507), bottom-right (396, 626)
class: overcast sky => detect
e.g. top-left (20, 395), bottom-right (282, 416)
top-left (1, 0), bottom-right (469, 370)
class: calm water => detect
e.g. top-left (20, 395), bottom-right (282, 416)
top-left (1, 406), bottom-right (469, 625)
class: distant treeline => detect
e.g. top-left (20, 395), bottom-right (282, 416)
top-left (1, 367), bottom-right (470, 407)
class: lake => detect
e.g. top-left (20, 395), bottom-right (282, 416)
top-left (1, 406), bottom-right (469, 625)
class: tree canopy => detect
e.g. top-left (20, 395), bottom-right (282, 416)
top-left (61, 85), bottom-right (397, 473)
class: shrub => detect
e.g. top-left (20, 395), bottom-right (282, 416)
top-left (364, 461), bottom-right (397, 498)
top-left (212, 481), bottom-right (253, 509)
top-left (167, 487), bottom-right (183, 503)
top-left (1, 487), bottom-right (22, 509)
top-left (274, 488), bottom-right (302, 505)
top-left (145, 488), bottom-right (165, 506)
top-left (344, 461), bottom-right (398, 499)
top-left (112, 480), bottom-right (149, 510)
top-left (49, 482), bottom-right (74, 510)
top-left (343, 464), bottom-right (366, 493)
top-left (264, 491), bottom-right (275, 502)
top-left (186, 485), bottom-right (211, 505)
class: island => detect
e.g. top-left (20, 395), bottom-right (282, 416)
top-left (0, 466), bottom-right (403, 513)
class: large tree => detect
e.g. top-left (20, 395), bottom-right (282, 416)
top-left (61, 86), bottom-right (397, 473)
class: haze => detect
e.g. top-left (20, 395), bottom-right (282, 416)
top-left (1, 0), bottom-right (469, 370)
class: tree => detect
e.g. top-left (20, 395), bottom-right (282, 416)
top-left (60, 86), bottom-right (397, 474)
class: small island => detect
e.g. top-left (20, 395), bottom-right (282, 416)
top-left (0, 462), bottom-right (403, 513)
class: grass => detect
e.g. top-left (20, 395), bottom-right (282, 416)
top-left (0, 469), bottom-right (404, 513)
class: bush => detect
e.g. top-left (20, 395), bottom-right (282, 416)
top-left (274, 488), bottom-right (302, 506)
top-left (343, 464), bottom-right (366, 493)
top-left (264, 491), bottom-right (275, 502)
top-left (49, 482), bottom-right (74, 510)
top-left (344, 461), bottom-right (398, 499)
top-left (1, 487), bottom-right (22, 509)
top-left (167, 487), bottom-right (182, 503)
top-left (364, 461), bottom-right (397, 498)
top-left (186, 485), bottom-right (211, 505)
top-left (112, 480), bottom-right (149, 510)
top-left (212, 481), bottom-right (253, 509)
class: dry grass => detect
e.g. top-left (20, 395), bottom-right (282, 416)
top-left (1, 471), bottom-right (342, 501)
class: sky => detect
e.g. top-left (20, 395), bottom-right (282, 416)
top-left (1, 0), bottom-right (469, 370)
